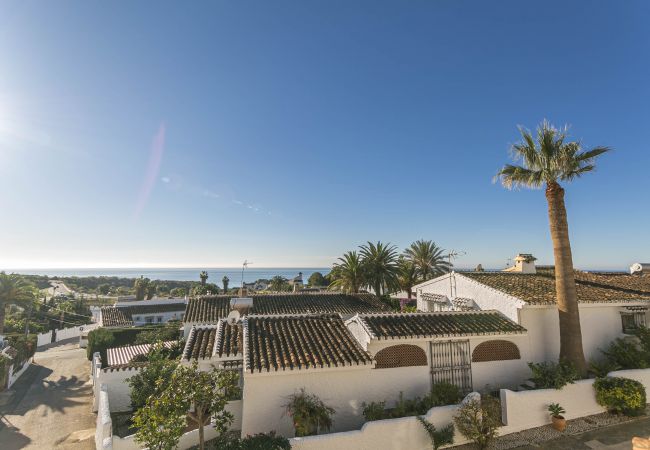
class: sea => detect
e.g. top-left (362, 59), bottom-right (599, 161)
top-left (10, 268), bottom-right (330, 285)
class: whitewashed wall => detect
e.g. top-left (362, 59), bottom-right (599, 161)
top-left (609, 368), bottom-right (650, 392)
top-left (290, 402), bottom-right (468, 450)
top-left (94, 366), bottom-right (141, 413)
top-left (37, 331), bottom-right (53, 347)
top-left (7, 360), bottom-right (31, 389)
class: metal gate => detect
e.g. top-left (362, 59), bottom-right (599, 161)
top-left (430, 340), bottom-right (472, 393)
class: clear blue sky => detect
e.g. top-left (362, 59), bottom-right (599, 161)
top-left (0, 1), bottom-right (648, 270)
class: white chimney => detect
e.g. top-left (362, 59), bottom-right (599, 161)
top-left (503, 254), bottom-right (537, 274)
top-left (230, 297), bottom-right (253, 315)
top-left (630, 263), bottom-right (650, 275)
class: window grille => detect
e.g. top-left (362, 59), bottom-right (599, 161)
top-left (471, 340), bottom-right (521, 362)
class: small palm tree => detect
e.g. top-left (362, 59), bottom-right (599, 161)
top-left (396, 258), bottom-right (419, 300)
top-left (496, 120), bottom-right (610, 374)
top-left (222, 276), bottom-right (230, 292)
top-left (0, 272), bottom-right (35, 335)
top-left (199, 271), bottom-right (209, 286)
top-left (359, 241), bottom-right (399, 297)
top-left (403, 240), bottom-right (451, 281)
top-left (329, 251), bottom-right (366, 293)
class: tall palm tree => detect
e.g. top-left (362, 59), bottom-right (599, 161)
top-left (222, 276), bottom-right (230, 293)
top-left (359, 241), bottom-right (399, 297)
top-left (496, 120), bottom-right (610, 374)
top-left (329, 251), bottom-right (366, 294)
top-left (199, 271), bottom-right (209, 286)
top-left (396, 258), bottom-right (418, 300)
top-left (403, 240), bottom-right (451, 281)
top-left (0, 272), bottom-right (35, 335)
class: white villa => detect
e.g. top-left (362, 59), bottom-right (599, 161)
top-left (98, 298), bottom-right (187, 328)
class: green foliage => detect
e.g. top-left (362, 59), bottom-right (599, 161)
top-left (594, 377), bottom-right (646, 416)
top-left (134, 323), bottom-right (182, 345)
top-left (453, 395), bottom-right (501, 450)
top-left (0, 272), bottom-right (36, 334)
top-left (329, 251), bottom-right (366, 293)
top-left (284, 388), bottom-right (335, 437)
top-left (527, 360), bottom-right (579, 389)
top-left (269, 276), bottom-right (290, 292)
top-left (170, 287), bottom-right (186, 297)
top-left (547, 403), bottom-right (565, 418)
top-left (222, 276), bottom-right (230, 292)
top-left (416, 416), bottom-right (454, 450)
top-left (208, 432), bottom-right (291, 450)
top-left (403, 240), bottom-right (451, 281)
top-left (86, 327), bottom-right (115, 363)
top-left (127, 343), bottom-right (180, 410)
top-left (0, 353), bottom-right (10, 385)
top-left (362, 383), bottom-right (462, 421)
top-left (7, 334), bottom-right (37, 369)
top-left (588, 358), bottom-right (620, 378)
top-left (359, 241), bottom-right (399, 296)
top-left (134, 362), bottom-right (239, 450)
top-left (601, 337), bottom-right (650, 370)
top-left (307, 272), bottom-right (327, 287)
top-left (134, 276), bottom-right (153, 300)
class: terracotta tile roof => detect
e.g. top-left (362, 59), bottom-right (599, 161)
top-left (216, 321), bottom-right (243, 357)
top-left (244, 314), bottom-right (373, 373)
top-left (461, 269), bottom-right (650, 305)
top-left (352, 311), bottom-right (526, 339)
top-left (101, 307), bottom-right (133, 327)
top-left (183, 326), bottom-right (218, 360)
top-left (184, 293), bottom-right (388, 323)
top-left (106, 341), bottom-right (175, 366)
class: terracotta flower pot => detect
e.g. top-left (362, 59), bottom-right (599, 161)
top-left (551, 415), bottom-right (567, 432)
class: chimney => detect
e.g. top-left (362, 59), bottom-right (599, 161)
top-left (230, 297), bottom-right (253, 316)
top-left (503, 253), bottom-right (537, 274)
top-left (630, 263), bottom-right (650, 275)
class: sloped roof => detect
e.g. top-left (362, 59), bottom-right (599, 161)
top-left (106, 341), bottom-right (175, 366)
top-left (245, 314), bottom-right (373, 373)
top-left (461, 268), bottom-right (650, 305)
top-left (352, 311), bottom-right (526, 339)
top-left (184, 293), bottom-right (388, 323)
top-left (183, 326), bottom-right (218, 360)
top-left (100, 307), bottom-right (133, 327)
top-left (183, 321), bottom-right (244, 361)
top-left (216, 321), bottom-right (243, 357)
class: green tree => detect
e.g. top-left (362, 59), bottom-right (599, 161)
top-left (403, 240), bottom-right (451, 281)
top-left (134, 362), bottom-right (239, 450)
top-left (134, 276), bottom-right (152, 301)
top-left (97, 283), bottom-right (111, 295)
top-left (169, 287), bottom-right (187, 297)
top-left (307, 272), bottom-right (327, 287)
top-left (58, 301), bottom-right (75, 328)
top-left (396, 258), bottom-right (419, 300)
top-left (0, 272), bottom-right (35, 335)
top-left (496, 120), bottom-right (610, 374)
top-left (359, 241), bottom-right (399, 296)
top-left (222, 276), bottom-right (230, 292)
top-left (200, 271), bottom-right (209, 286)
top-left (329, 251), bottom-right (366, 293)
top-left (127, 343), bottom-right (179, 411)
top-left (269, 276), bottom-right (289, 292)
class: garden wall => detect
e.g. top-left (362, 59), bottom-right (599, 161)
top-left (289, 401), bottom-right (469, 450)
top-left (7, 360), bottom-right (31, 389)
top-left (93, 365), bottom-right (141, 413)
top-left (609, 368), bottom-right (650, 392)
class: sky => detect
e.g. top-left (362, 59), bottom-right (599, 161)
top-left (0, 1), bottom-right (649, 271)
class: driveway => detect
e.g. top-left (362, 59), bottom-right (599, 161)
top-left (0, 339), bottom-right (95, 449)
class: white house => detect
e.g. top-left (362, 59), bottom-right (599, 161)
top-left (99, 298), bottom-right (187, 328)
top-left (414, 255), bottom-right (650, 363)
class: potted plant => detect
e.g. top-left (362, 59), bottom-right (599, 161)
top-left (548, 403), bottom-right (566, 431)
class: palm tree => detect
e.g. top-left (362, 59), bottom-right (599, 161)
top-left (329, 251), bottom-right (366, 293)
top-left (269, 275), bottom-right (289, 292)
top-left (222, 276), bottom-right (230, 293)
top-left (496, 120), bottom-right (610, 374)
top-left (396, 258), bottom-right (419, 300)
top-left (0, 272), bottom-right (35, 335)
top-left (403, 240), bottom-right (451, 281)
top-left (359, 241), bottom-right (399, 297)
top-left (199, 271), bottom-right (209, 286)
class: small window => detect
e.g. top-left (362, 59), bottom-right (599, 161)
top-left (134, 316), bottom-right (141, 322)
top-left (145, 317), bottom-right (153, 324)
top-left (157, 316), bottom-right (163, 323)
top-left (621, 309), bottom-right (647, 334)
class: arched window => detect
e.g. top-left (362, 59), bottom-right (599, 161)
top-left (472, 340), bottom-right (520, 362)
top-left (374, 344), bottom-right (427, 369)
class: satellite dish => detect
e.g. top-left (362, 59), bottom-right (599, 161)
top-left (227, 310), bottom-right (241, 324)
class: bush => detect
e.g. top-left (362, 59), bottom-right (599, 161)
top-left (86, 328), bottom-right (116, 364)
top-left (208, 432), bottom-right (291, 450)
top-left (362, 401), bottom-right (386, 421)
top-left (7, 334), bottom-right (37, 367)
top-left (594, 377), bottom-right (646, 416)
top-left (284, 388), bottom-right (335, 436)
top-left (527, 360), bottom-right (579, 389)
top-left (417, 416), bottom-right (454, 450)
top-left (588, 359), bottom-right (620, 378)
top-left (601, 338), bottom-right (650, 370)
top-left (453, 394), bottom-right (501, 450)
top-left (427, 381), bottom-right (462, 407)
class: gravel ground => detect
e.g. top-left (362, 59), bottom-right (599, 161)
top-left (450, 410), bottom-right (644, 449)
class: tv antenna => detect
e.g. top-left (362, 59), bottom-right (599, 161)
top-left (240, 260), bottom-right (253, 290)
top-left (446, 250), bottom-right (466, 298)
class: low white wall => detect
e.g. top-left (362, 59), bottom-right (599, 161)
top-left (500, 379), bottom-right (604, 433)
top-left (96, 385), bottom-right (113, 450)
top-left (290, 397), bottom-right (472, 450)
top-left (37, 331), bottom-right (53, 347)
top-left (608, 368), bottom-right (650, 392)
top-left (94, 366), bottom-right (141, 413)
top-left (7, 360), bottom-right (31, 389)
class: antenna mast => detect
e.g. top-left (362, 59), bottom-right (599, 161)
top-left (446, 250), bottom-right (466, 298)
top-left (240, 260), bottom-right (252, 296)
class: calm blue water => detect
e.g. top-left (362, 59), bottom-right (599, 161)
top-left (10, 268), bottom-right (330, 285)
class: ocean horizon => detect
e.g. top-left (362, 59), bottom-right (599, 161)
top-left (8, 267), bottom-right (331, 284)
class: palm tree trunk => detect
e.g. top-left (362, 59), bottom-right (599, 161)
top-left (546, 181), bottom-right (587, 375)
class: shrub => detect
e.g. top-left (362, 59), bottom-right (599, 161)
top-left (453, 394), bottom-right (501, 450)
top-left (86, 328), bottom-right (115, 364)
top-left (284, 388), bottom-right (335, 436)
top-left (527, 360), bottom-right (579, 389)
top-left (7, 334), bottom-right (37, 367)
top-left (417, 416), bottom-right (454, 450)
top-left (588, 359), bottom-right (620, 378)
top-left (601, 338), bottom-right (650, 370)
top-left (427, 381), bottom-right (462, 407)
top-left (208, 432), bottom-right (291, 450)
top-left (362, 400), bottom-right (386, 421)
top-left (594, 377), bottom-right (646, 416)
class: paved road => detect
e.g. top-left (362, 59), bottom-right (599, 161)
top-left (0, 340), bottom-right (95, 449)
